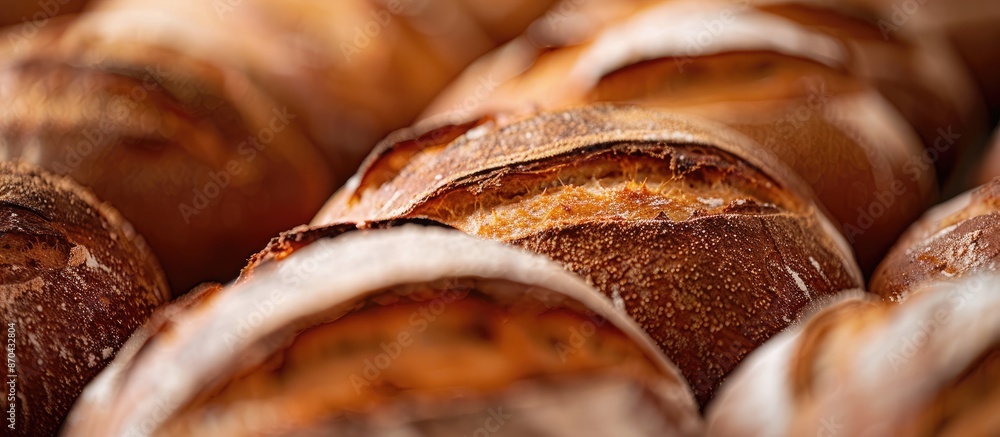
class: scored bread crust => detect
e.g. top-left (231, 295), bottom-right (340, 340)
top-left (319, 106), bottom-right (824, 221)
top-left (51, 0), bottom-right (560, 167)
top-left (707, 273), bottom-right (1000, 436)
top-left (0, 161), bottom-right (170, 436)
top-left (0, 0), bottom-right (562, 292)
top-left (0, 16), bottom-right (335, 292)
top-left (313, 105), bottom-right (863, 405)
top-left (870, 178), bottom-right (1000, 302)
top-left (422, 0), bottom-right (964, 271)
top-left (62, 224), bottom-right (702, 437)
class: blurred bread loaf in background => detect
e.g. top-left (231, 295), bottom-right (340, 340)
top-left (0, 0), bottom-right (557, 292)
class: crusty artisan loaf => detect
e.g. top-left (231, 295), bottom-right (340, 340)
top-left (707, 273), bottom-right (1000, 436)
top-left (58, 0), bottom-right (560, 167)
top-left (426, 0), bottom-right (987, 272)
top-left (748, 0), bottom-right (985, 167)
top-left (870, 177), bottom-right (1000, 303)
top-left (790, 0), bottom-right (1000, 116)
top-left (0, 0), bottom-right (557, 292)
top-left (0, 16), bottom-right (334, 293)
top-left (63, 224), bottom-right (702, 437)
top-left (0, 161), bottom-right (169, 436)
top-left (313, 105), bottom-right (864, 406)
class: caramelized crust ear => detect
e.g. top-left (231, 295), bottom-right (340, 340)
top-left (0, 161), bottom-right (169, 436)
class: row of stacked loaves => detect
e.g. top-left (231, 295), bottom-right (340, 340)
top-left (2, 0), bottom-right (1000, 435)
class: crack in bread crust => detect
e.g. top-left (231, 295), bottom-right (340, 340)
top-left (412, 146), bottom-right (794, 241)
top-left (321, 106), bottom-right (818, 225)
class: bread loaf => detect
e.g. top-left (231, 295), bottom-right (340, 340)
top-left (870, 177), bottom-right (1000, 302)
top-left (0, 161), bottom-right (169, 436)
top-left (425, 0), bottom-right (988, 271)
top-left (0, 15), bottom-right (334, 293)
top-left (0, 0), bottom-right (557, 292)
top-left (707, 273), bottom-right (1000, 436)
top-left (790, 0), bottom-right (1000, 116)
top-left (63, 224), bottom-right (702, 436)
top-left (314, 105), bottom-right (864, 405)
top-left (59, 0), bottom-right (560, 167)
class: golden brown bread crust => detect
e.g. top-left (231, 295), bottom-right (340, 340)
top-left (318, 106), bottom-right (822, 221)
top-left (0, 161), bottom-right (169, 436)
top-left (707, 274), bottom-right (1000, 436)
top-left (770, 0), bottom-right (1000, 117)
top-left (750, 2), bottom-right (985, 162)
top-left (423, 0), bottom-right (963, 272)
top-left (0, 0), bottom-right (560, 292)
top-left (62, 0), bottom-right (560, 167)
top-left (160, 291), bottom-right (668, 436)
top-left (510, 217), bottom-right (859, 405)
top-left (870, 178), bottom-right (1000, 302)
top-left (241, 218), bottom-right (451, 282)
top-left (314, 105), bottom-right (863, 405)
top-left (0, 30), bottom-right (335, 293)
top-left (63, 225), bottom-right (703, 436)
